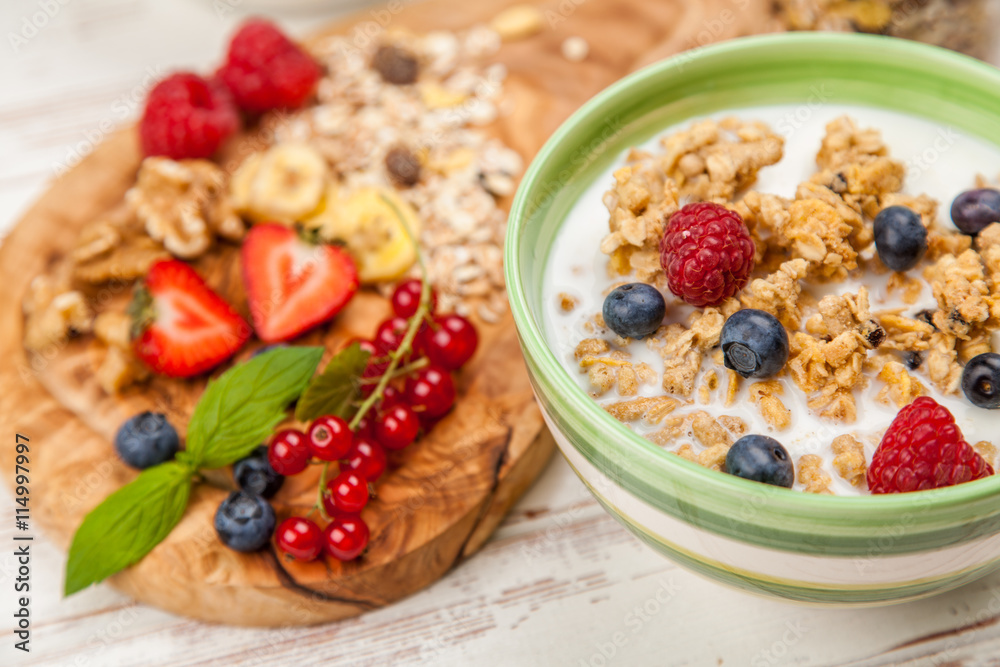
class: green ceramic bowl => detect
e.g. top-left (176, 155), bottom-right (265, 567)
top-left (505, 33), bottom-right (1000, 604)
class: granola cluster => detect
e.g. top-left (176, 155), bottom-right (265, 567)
top-left (574, 114), bottom-right (1000, 494)
top-left (574, 335), bottom-right (657, 397)
top-left (648, 410), bottom-right (748, 471)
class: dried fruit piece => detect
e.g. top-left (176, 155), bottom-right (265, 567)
top-left (490, 4), bottom-right (544, 41)
top-left (372, 44), bottom-right (419, 84)
top-left (385, 146), bottom-right (422, 187)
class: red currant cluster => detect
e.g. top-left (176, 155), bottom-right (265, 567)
top-left (266, 279), bottom-right (478, 563)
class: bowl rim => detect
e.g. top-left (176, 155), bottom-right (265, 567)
top-left (504, 32), bottom-right (1000, 521)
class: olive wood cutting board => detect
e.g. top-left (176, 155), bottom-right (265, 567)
top-left (0, 0), bottom-right (776, 626)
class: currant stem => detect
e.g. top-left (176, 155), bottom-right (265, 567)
top-left (314, 194), bottom-right (431, 519)
top-left (358, 357), bottom-right (429, 384)
top-left (316, 463), bottom-right (334, 520)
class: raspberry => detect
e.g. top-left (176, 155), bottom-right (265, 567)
top-left (218, 19), bottom-right (321, 113)
top-left (139, 73), bottom-right (239, 160)
top-left (867, 397), bottom-right (993, 494)
top-left (659, 202), bottom-right (755, 308)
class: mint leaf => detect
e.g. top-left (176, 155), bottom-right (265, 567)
top-left (295, 343), bottom-right (370, 422)
top-left (185, 346), bottom-right (324, 469)
top-left (64, 461), bottom-right (193, 596)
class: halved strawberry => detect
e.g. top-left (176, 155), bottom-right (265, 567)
top-left (241, 224), bottom-right (359, 342)
top-left (129, 259), bottom-right (250, 378)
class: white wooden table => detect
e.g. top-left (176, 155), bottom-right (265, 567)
top-left (4, 1), bottom-right (1000, 664)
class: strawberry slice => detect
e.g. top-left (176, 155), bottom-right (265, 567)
top-left (130, 259), bottom-right (250, 378)
top-left (241, 224), bottom-right (359, 342)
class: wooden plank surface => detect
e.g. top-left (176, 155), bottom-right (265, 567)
top-left (4, 0), bottom-right (1000, 664)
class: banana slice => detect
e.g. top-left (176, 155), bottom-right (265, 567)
top-left (230, 143), bottom-right (328, 224)
top-left (300, 183), bottom-right (344, 235)
top-left (228, 152), bottom-right (262, 214)
top-left (305, 187), bottom-right (421, 283)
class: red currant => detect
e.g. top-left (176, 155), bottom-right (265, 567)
top-left (374, 404), bottom-right (420, 450)
top-left (276, 517), bottom-right (323, 561)
top-left (267, 429), bottom-right (309, 475)
top-left (324, 514), bottom-right (370, 561)
top-left (391, 279), bottom-right (437, 318)
top-left (379, 384), bottom-right (404, 410)
top-left (324, 471), bottom-right (369, 514)
top-left (307, 415), bottom-right (352, 461)
top-left (374, 316), bottom-right (410, 354)
top-left (404, 366), bottom-right (456, 418)
top-left (344, 436), bottom-right (387, 482)
top-left (421, 314), bottom-right (478, 370)
top-left (354, 414), bottom-right (375, 439)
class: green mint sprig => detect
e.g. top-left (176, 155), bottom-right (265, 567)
top-left (64, 346), bottom-right (324, 596)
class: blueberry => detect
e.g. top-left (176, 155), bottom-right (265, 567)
top-left (602, 283), bottom-right (666, 339)
top-left (873, 206), bottom-right (927, 272)
top-left (113, 412), bottom-right (180, 470)
top-left (233, 446), bottom-right (284, 498)
top-left (214, 491), bottom-right (276, 552)
top-left (721, 309), bottom-right (789, 379)
top-left (961, 352), bottom-right (1000, 409)
top-left (951, 188), bottom-right (1000, 236)
top-left (724, 435), bottom-right (794, 488)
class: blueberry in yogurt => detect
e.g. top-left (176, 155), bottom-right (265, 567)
top-left (962, 353), bottom-right (1000, 409)
top-left (602, 283), bottom-right (665, 339)
top-left (725, 435), bottom-right (794, 488)
top-left (951, 188), bottom-right (1000, 236)
top-left (721, 309), bottom-right (789, 379)
top-left (873, 205), bottom-right (927, 272)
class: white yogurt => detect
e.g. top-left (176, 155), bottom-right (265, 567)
top-left (542, 104), bottom-right (1000, 495)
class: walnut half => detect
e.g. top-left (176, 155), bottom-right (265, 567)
top-left (127, 157), bottom-right (244, 259)
top-left (22, 275), bottom-right (92, 352)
